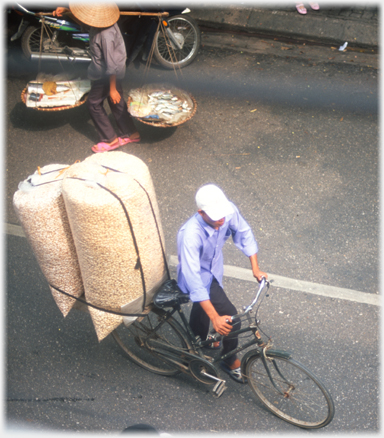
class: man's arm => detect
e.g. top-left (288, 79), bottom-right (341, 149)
top-left (53, 7), bottom-right (83, 26)
top-left (109, 75), bottom-right (121, 104)
top-left (199, 300), bottom-right (233, 336)
top-left (228, 204), bottom-right (267, 281)
top-left (249, 253), bottom-right (268, 281)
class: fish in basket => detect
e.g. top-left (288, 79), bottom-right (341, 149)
top-left (127, 84), bottom-right (197, 127)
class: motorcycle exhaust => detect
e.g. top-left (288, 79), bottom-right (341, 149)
top-left (30, 53), bottom-right (91, 63)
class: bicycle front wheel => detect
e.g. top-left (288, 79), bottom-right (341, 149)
top-left (246, 354), bottom-right (334, 429)
top-left (112, 307), bottom-right (191, 376)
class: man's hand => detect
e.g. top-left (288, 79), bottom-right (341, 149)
top-left (212, 315), bottom-right (233, 336)
top-left (109, 89), bottom-right (121, 104)
top-left (199, 300), bottom-right (233, 336)
top-left (53, 7), bottom-right (69, 17)
top-left (253, 269), bottom-right (268, 282)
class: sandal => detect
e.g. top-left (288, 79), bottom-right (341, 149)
top-left (295, 3), bottom-right (307, 14)
top-left (309, 2), bottom-right (320, 10)
top-left (220, 361), bottom-right (247, 384)
top-left (205, 335), bottom-right (222, 350)
top-left (92, 139), bottom-right (121, 153)
top-left (118, 136), bottom-right (140, 146)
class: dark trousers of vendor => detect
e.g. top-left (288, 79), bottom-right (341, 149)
top-left (189, 278), bottom-right (240, 367)
top-left (87, 78), bottom-right (136, 143)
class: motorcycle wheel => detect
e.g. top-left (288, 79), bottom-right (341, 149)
top-left (153, 15), bottom-right (201, 69)
top-left (21, 25), bottom-right (73, 59)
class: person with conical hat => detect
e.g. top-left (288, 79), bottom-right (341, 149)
top-left (53, 4), bottom-right (140, 152)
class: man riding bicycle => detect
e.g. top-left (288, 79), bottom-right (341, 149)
top-left (177, 184), bottom-right (267, 383)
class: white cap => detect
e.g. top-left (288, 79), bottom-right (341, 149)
top-left (195, 184), bottom-right (234, 221)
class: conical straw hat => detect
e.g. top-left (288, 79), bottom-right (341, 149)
top-left (69, 3), bottom-right (120, 28)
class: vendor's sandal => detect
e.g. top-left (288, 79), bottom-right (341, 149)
top-left (118, 136), bottom-right (140, 146)
top-left (220, 361), bottom-right (247, 384)
top-left (205, 335), bottom-right (222, 350)
top-left (92, 139), bottom-right (121, 153)
top-left (296, 4), bottom-right (307, 14)
top-left (309, 2), bottom-right (320, 10)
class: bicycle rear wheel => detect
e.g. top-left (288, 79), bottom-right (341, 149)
top-left (112, 307), bottom-right (191, 376)
top-left (246, 354), bottom-right (334, 429)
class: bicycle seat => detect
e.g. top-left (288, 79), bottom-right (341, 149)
top-left (153, 279), bottom-right (190, 308)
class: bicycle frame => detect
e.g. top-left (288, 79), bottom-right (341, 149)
top-left (137, 279), bottom-right (279, 396)
top-left (146, 303), bottom-right (262, 361)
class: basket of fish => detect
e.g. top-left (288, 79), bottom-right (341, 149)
top-left (21, 78), bottom-right (91, 111)
top-left (127, 84), bottom-right (197, 127)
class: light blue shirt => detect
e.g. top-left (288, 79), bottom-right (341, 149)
top-left (177, 202), bottom-right (258, 302)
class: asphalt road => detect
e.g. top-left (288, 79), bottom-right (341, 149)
top-left (5, 30), bottom-right (379, 434)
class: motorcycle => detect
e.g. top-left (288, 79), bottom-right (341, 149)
top-left (121, 7), bottom-right (201, 69)
top-left (10, 4), bottom-right (201, 69)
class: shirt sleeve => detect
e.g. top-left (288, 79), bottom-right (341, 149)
top-left (100, 27), bottom-right (126, 77)
top-left (229, 204), bottom-right (259, 257)
top-left (178, 230), bottom-right (210, 302)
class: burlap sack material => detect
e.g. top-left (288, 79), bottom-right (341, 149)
top-left (84, 151), bottom-right (166, 267)
top-left (13, 164), bottom-right (84, 317)
top-left (62, 154), bottom-right (168, 341)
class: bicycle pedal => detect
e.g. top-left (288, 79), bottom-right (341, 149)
top-left (212, 380), bottom-right (227, 398)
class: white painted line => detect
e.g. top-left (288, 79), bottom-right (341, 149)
top-left (168, 255), bottom-right (380, 307)
top-left (6, 224), bottom-right (379, 307)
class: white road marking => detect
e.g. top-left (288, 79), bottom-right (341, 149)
top-left (168, 257), bottom-right (380, 307)
top-left (6, 224), bottom-right (379, 307)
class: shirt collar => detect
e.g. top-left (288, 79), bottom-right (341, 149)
top-left (196, 213), bottom-right (219, 237)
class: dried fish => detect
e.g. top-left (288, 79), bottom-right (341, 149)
top-left (128, 85), bottom-right (194, 124)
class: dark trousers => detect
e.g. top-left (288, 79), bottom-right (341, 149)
top-left (87, 78), bottom-right (137, 143)
top-left (189, 278), bottom-right (240, 366)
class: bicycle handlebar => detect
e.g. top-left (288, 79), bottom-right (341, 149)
top-left (227, 276), bottom-right (269, 324)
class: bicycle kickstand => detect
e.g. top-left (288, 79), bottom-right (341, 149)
top-left (200, 372), bottom-right (227, 397)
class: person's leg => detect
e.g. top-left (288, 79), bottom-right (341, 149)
top-left (87, 79), bottom-right (119, 145)
top-left (189, 301), bottom-right (211, 341)
top-left (108, 80), bottom-right (140, 141)
top-left (209, 279), bottom-right (240, 368)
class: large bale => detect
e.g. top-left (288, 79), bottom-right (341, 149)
top-left (62, 155), bottom-right (168, 341)
top-left (84, 151), bottom-right (166, 273)
top-left (13, 164), bottom-right (84, 317)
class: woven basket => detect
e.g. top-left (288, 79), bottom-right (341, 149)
top-left (21, 87), bottom-right (88, 112)
top-left (137, 94), bottom-right (197, 128)
top-left (128, 85), bottom-right (197, 128)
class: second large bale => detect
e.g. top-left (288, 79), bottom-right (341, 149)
top-left (62, 155), bottom-right (168, 341)
top-left (13, 164), bottom-right (84, 316)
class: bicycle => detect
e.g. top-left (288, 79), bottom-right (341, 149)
top-left (111, 277), bottom-right (335, 429)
